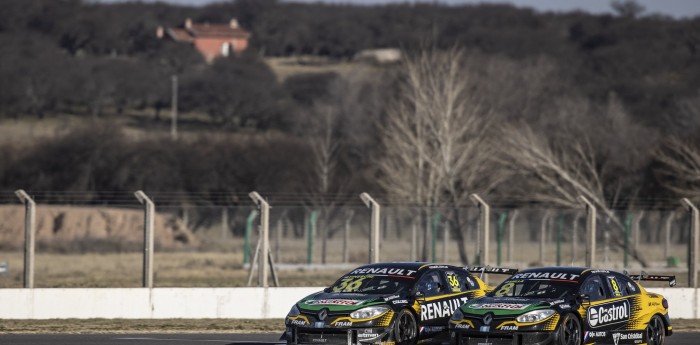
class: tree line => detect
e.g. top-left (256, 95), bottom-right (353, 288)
top-left (1, 0), bottom-right (700, 264)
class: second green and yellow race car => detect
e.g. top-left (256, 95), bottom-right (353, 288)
top-left (449, 266), bottom-right (675, 345)
top-left (283, 262), bottom-right (517, 345)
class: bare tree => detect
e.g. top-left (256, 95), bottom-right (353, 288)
top-left (654, 94), bottom-right (700, 199)
top-left (654, 137), bottom-right (700, 199)
top-left (378, 48), bottom-right (502, 264)
top-left (499, 94), bottom-right (652, 266)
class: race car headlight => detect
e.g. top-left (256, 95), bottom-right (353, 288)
top-left (350, 305), bottom-right (389, 319)
top-left (516, 309), bottom-right (555, 323)
top-left (451, 308), bottom-right (464, 321)
top-left (288, 304), bottom-right (301, 317)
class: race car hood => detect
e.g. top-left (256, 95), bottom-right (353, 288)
top-left (459, 296), bottom-right (555, 317)
top-left (297, 291), bottom-right (394, 312)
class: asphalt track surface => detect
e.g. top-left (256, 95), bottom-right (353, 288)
top-left (0, 333), bottom-right (699, 345)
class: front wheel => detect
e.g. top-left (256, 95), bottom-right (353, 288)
top-left (556, 313), bottom-right (581, 345)
top-left (394, 309), bottom-right (417, 345)
top-left (646, 315), bottom-right (666, 345)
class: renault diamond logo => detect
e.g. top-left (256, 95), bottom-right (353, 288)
top-left (318, 308), bottom-right (328, 321)
top-left (612, 333), bottom-right (621, 345)
top-left (483, 313), bottom-right (493, 325)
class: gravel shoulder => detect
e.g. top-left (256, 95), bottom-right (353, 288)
top-left (1, 318), bottom-right (698, 334)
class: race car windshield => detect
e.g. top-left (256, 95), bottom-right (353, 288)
top-left (329, 275), bottom-right (412, 294)
top-left (491, 279), bottom-right (577, 299)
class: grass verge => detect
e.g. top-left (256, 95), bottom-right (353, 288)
top-left (1, 318), bottom-right (699, 334)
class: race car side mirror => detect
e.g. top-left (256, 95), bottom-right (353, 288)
top-left (577, 294), bottom-right (590, 306)
top-left (414, 290), bottom-right (425, 301)
top-left (323, 287), bottom-right (331, 293)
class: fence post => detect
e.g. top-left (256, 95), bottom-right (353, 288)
top-left (681, 198), bottom-right (699, 288)
top-left (307, 210), bottom-right (318, 265)
top-left (508, 210), bottom-right (518, 264)
top-left (249, 192), bottom-right (270, 288)
top-left (244, 210), bottom-right (258, 265)
top-left (497, 212), bottom-right (506, 266)
top-left (470, 194), bottom-right (490, 282)
top-left (578, 196), bottom-right (597, 267)
top-left (556, 215), bottom-right (563, 266)
top-left (360, 193), bottom-right (381, 263)
top-left (344, 210), bottom-right (354, 264)
top-left (15, 190), bottom-right (35, 289)
top-left (411, 215), bottom-right (418, 261)
top-left (221, 207), bottom-right (229, 239)
top-left (134, 191), bottom-right (155, 289)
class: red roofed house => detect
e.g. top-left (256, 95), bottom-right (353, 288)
top-left (157, 18), bottom-right (251, 63)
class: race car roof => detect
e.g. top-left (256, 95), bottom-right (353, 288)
top-left (518, 266), bottom-right (589, 275)
top-left (348, 262), bottom-right (465, 275)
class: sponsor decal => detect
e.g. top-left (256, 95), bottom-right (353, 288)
top-left (420, 297), bottom-right (469, 321)
top-left (511, 272), bottom-right (580, 281)
top-left (314, 322), bottom-right (325, 328)
top-left (479, 326), bottom-right (490, 332)
top-left (305, 299), bottom-right (361, 306)
top-left (472, 303), bottom-right (529, 310)
top-left (392, 299), bottom-right (408, 304)
top-left (454, 324), bottom-right (471, 329)
top-left (476, 342), bottom-right (492, 345)
top-left (290, 319), bottom-right (307, 326)
top-left (549, 299), bottom-right (565, 305)
top-left (334, 321), bottom-right (352, 327)
top-left (311, 338), bottom-right (327, 343)
top-left (420, 326), bottom-right (445, 334)
top-left (587, 300), bottom-right (630, 328)
top-left (612, 332), bottom-right (643, 344)
top-left (499, 325), bottom-right (518, 331)
top-left (558, 304), bottom-right (571, 309)
top-left (349, 268), bottom-right (417, 276)
top-left (648, 302), bottom-right (661, 307)
top-left (428, 265), bottom-right (449, 269)
top-left (586, 331), bottom-right (606, 338)
top-left (590, 270), bottom-right (610, 274)
top-left (384, 295), bottom-right (400, 302)
top-left (357, 330), bottom-right (379, 339)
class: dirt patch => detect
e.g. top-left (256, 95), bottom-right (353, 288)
top-left (0, 205), bottom-right (197, 250)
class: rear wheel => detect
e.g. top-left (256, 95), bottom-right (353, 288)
top-left (394, 309), bottom-right (417, 345)
top-left (646, 315), bottom-right (666, 345)
top-left (556, 313), bottom-right (581, 345)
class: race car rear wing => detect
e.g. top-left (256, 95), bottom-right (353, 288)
top-left (627, 271), bottom-right (676, 287)
top-left (467, 266), bottom-right (519, 280)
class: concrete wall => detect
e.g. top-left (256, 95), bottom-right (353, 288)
top-left (0, 287), bottom-right (696, 320)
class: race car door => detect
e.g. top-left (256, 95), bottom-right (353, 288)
top-left (581, 274), bottom-right (635, 342)
top-left (414, 270), bottom-right (471, 338)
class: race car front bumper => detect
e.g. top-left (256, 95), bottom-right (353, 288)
top-left (450, 330), bottom-right (557, 345)
top-left (285, 326), bottom-right (393, 345)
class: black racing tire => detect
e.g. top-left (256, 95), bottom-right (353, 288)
top-left (555, 313), bottom-right (582, 345)
top-left (646, 315), bottom-right (666, 345)
top-left (393, 309), bottom-right (418, 345)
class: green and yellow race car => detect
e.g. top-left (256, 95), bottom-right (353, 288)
top-left (283, 262), bottom-right (516, 345)
top-left (449, 267), bottom-right (675, 345)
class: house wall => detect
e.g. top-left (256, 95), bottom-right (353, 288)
top-left (193, 37), bottom-right (249, 62)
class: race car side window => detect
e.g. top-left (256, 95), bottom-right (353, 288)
top-left (605, 276), bottom-right (625, 297)
top-left (416, 271), bottom-right (445, 297)
top-left (614, 274), bottom-right (640, 295)
top-left (580, 275), bottom-right (607, 301)
top-left (443, 270), bottom-right (475, 293)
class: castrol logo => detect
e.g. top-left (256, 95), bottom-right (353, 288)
top-left (587, 300), bottom-right (630, 328)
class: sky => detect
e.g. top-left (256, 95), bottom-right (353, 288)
top-left (92, 0), bottom-right (700, 19)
